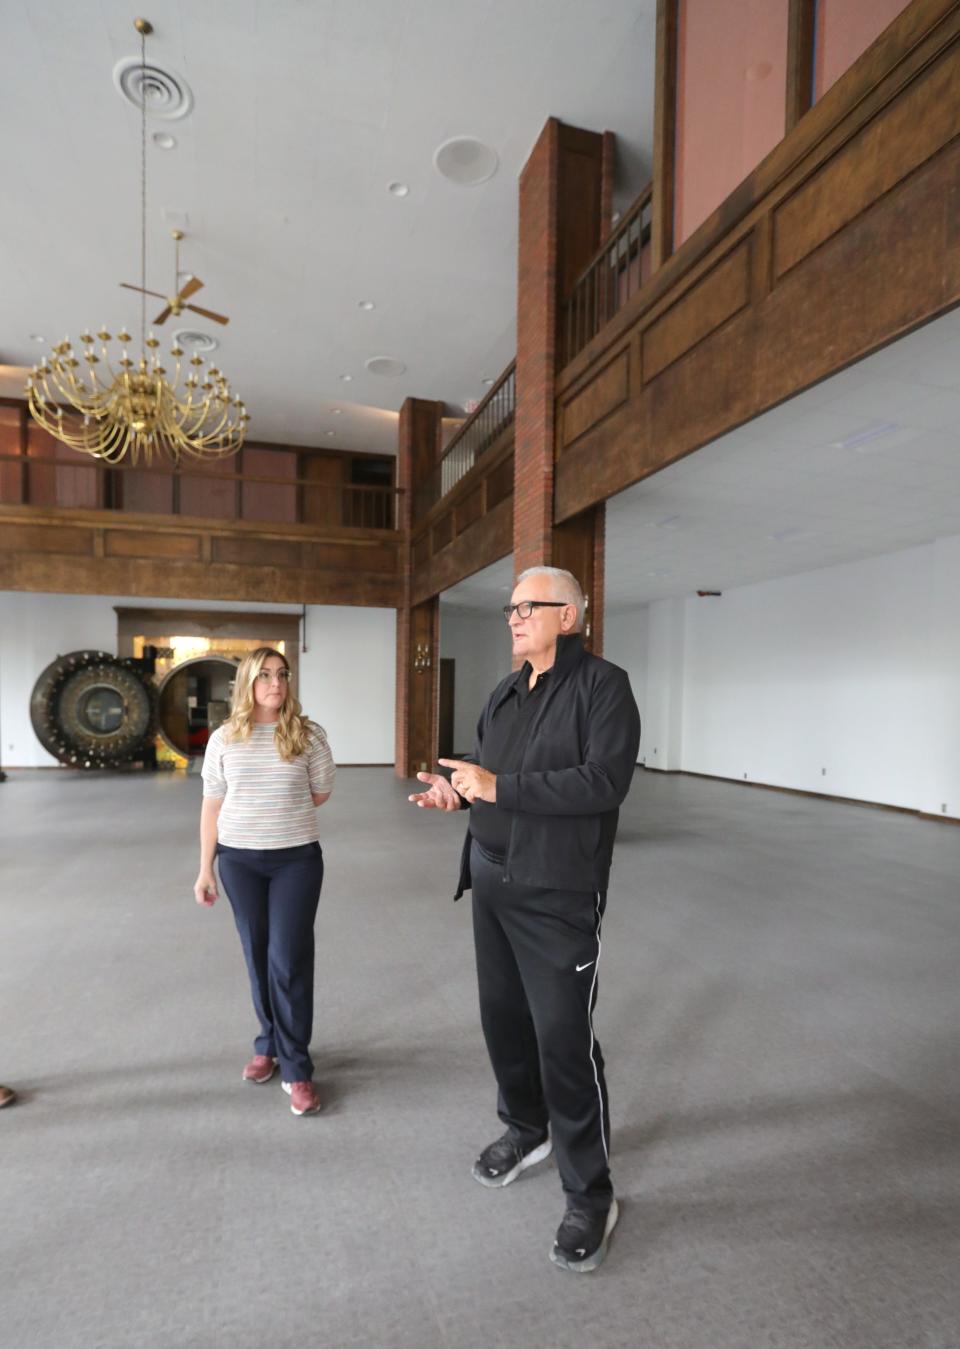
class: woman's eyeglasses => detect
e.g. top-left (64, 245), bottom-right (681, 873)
top-left (255, 668), bottom-right (292, 685)
top-left (502, 600), bottom-right (569, 621)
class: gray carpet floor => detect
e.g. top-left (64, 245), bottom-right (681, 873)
top-left (1, 766), bottom-right (959, 1349)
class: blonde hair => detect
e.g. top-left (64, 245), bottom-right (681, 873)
top-left (221, 647), bottom-right (315, 761)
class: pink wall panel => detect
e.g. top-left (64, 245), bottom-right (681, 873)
top-left (814, 0), bottom-right (911, 100)
top-left (241, 448), bottom-right (297, 524)
top-left (26, 422), bottom-right (99, 508)
top-left (122, 469), bottom-right (174, 514)
top-left (179, 456), bottom-right (237, 519)
top-left (675, 0), bottom-right (789, 246)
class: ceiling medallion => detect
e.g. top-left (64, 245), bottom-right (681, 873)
top-left (27, 18), bottom-right (247, 465)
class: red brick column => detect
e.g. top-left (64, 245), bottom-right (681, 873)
top-left (514, 118), bottom-right (561, 578)
top-left (514, 119), bottom-right (607, 642)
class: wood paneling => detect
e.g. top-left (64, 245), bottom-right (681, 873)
top-left (773, 43), bottom-right (960, 277)
top-left (561, 350), bottom-right (630, 450)
top-left (554, 0), bottom-right (960, 523)
top-left (0, 504), bottom-right (400, 607)
top-left (485, 452), bottom-right (514, 510)
top-left (454, 484), bottom-right (484, 535)
top-left (104, 530), bottom-right (201, 560)
top-left (642, 240), bottom-right (751, 380)
top-left (412, 495), bottom-right (512, 608)
top-left (0, 521), bottom-right (94, 555)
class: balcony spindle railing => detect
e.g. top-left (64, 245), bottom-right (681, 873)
top-left (415, 359), bottom-right (516, 518)
top-left (561, 182), bottom-right (653, 366)
top-left (0, 451), bottom-right (398, 531)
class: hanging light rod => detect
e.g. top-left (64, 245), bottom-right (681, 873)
top-left (26, 16), bottom-right (248, 466)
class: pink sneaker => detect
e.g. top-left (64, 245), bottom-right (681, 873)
top-left (282, 1080), bottom-right (322, 1115)
top-left (242, 1055), bottom-right (277, 1084)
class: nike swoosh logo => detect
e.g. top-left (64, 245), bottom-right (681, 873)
top-left (575, 961), bottom-right (594, 972)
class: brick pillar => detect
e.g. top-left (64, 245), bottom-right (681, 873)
top-left (515, 119), bottom-right (607, 644)
top-left (395, 397), bottom-right (443, 778)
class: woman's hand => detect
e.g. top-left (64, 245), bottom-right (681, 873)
top-left (194, 871), bottom-right (219, 907)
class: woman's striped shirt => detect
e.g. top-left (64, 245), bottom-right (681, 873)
top-left (201, 722), bottom-right (336, 849)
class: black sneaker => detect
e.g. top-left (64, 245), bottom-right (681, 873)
top-left (471, 1131), bottom-right (552, 1188)
top-left (549, 1198), bottom-right (619, 1272)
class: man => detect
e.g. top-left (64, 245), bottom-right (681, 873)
top-left (409, 566), bottom-right (640, 1272)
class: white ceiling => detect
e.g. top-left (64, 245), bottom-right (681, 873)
top-left (1, 0), bottom-right (656, 454)
top-left (442, 308), bottom-right (960, 614)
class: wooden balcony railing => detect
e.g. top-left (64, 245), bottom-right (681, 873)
top-left (414, 360), bottom-right (516, 520)
top-left (0, 451), bottom-right (399, 532)
top-left (560, 182), bottom-right (653, 366)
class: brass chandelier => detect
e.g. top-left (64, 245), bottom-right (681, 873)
top-left (26, 18), bottom-right (248, 465)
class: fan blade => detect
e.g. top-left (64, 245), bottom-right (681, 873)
top-left (176, 276), bottom-right (205, 302)
top-left (153, 306), bottom-right (173, 325)
top-left (120, 282), bottom-right (167, 299)
top-left (186, 304), bottom-right (229, 325)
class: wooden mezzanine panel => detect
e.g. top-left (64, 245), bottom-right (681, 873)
top-left (0, 503), bottom-right (401, 607)
top-left (555, 0), bottom-right (960, 521)
top-left (410, 431), bottom-right (514, 607)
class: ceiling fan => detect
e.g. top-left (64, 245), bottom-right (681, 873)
top-left (120, 229), bottom-right (229, 326)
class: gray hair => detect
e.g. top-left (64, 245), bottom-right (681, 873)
top-left (515, 566), bottom-right (586, 631)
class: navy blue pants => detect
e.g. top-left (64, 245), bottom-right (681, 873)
top-left (470, 841), bottom-right (612, 1211)
top-left (216, 842), bottom-right (324, 1083)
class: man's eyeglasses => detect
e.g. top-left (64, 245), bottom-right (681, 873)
top-left (502, 600), bottom-right (570, 621)
top-left (255, 668), bottom-right (292, 684)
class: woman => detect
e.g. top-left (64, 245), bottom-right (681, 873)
top-left (194, 647), bottom-right (335, 1116)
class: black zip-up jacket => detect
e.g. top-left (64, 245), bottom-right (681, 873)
top-left (454, 633), bottom-right (641, 898)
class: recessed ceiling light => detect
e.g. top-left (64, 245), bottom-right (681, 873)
top-left (769, 527), bottom-right (814, 542)
top-left (830, 422), bottom-right (900, 451)
top-left (388, 181), bottom-right (409, 198)
top-left (326, 430), bottom-right (335, 437)
top-left (434, 137), bottom-right (499, 186)
top-left (481, 377), bottom-right (494, 386)
top-left (366, 356), bottom-right (406, 378)
top-left (331, 408), bottom-right (342, 415)
top-left (339, 373), bottom-right (353, 382)
top-left (29, 333), bottom-right (46, 343)
top-left (152, 132), bottom-right (177, 150)
top-left (358, 300), bottom-right (375, 311)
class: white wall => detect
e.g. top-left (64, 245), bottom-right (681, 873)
top-left (439, 604), bottom-right (513, 753)
top-left (0, 592), bottom-right (395, 767)
top-left (603, 603), bottom-right (649, 763)
top-left (619, 535), bottom-right (960, 818)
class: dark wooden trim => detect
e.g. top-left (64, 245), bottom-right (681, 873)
top-left (560, 0), bottom-right (960, 396)
top-left (646, 767), bottom-right (960, 824)
top-left (786, 0), bottom-right (817, 132)
top-left (651, 0), bottom-right (679, 270)
top-left (554, 0), bottom-right (960, 522)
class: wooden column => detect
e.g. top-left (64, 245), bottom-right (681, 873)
top-left (651, 0), bottom-right (679, 271)
top-left (786, 0), bottom-right (817, 132)
top-left (395, 397), bottom-right (443, 777)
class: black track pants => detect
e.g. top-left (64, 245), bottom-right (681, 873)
top-left (470, 840), bottom-right (612, 1210)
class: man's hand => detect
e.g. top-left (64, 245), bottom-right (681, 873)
top-left (438, 759), bottom-right (497, 804)
top-left (408, 772), bottom-right (462, 811)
